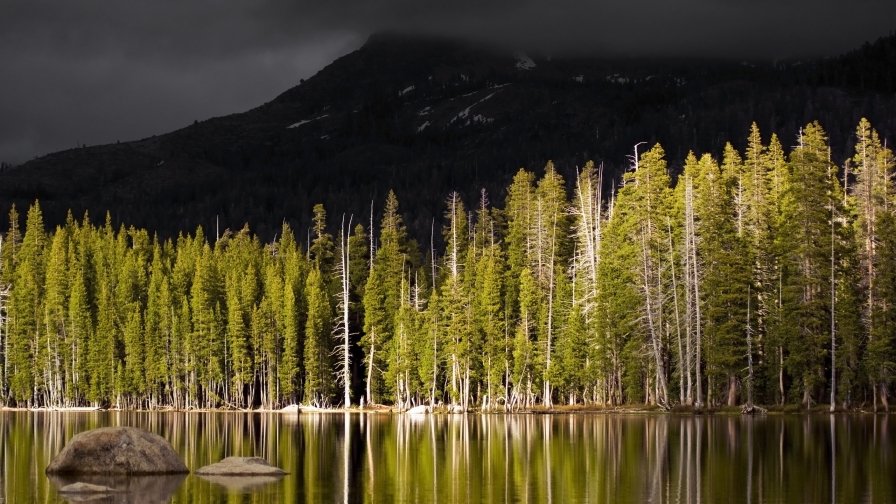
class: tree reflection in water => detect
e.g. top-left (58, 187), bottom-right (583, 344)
top-left (0, 411), bottom-right (893, 503)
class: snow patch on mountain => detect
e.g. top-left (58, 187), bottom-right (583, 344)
top-left (449, 92), bottom-right (497, 126)
top-left (287, 114), bottom-right (329, 129)
top-left (515, 52), bottom-right (536, 70)
top-left (606, 73), bottom-right (630, 85)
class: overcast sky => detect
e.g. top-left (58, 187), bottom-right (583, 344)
top-left (1, 0), bottom-right (893, 164)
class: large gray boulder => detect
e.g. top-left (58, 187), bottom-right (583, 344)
top-left (46, 427), bottom-right (188, 475)
top-left (195, 457), bottom-right (287, 476)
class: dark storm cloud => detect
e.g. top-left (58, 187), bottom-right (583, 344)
top-left (0, 1), bottom-right (361, 164)
top-left (1, 0), bottom-right (893, 164)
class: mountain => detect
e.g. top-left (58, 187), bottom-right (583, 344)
top-left (2, 32), bottom-right (896, 240)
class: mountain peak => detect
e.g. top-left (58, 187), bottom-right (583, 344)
top-left (2, 34), bottom-right (895, 241)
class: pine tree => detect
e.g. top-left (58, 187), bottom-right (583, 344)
top-left (511, 267), bottom-right (539, 409)
top-left (869, 211), bottom-right (896, 410)
top-left (122, 309), bottom-right (145, 404)
top-left (439, 192), bottom-right (472, 408)
top-left (191, 244), bottom-right (224, 408)
top-left (66, 247), bottom-right (92, 405)
top-left (473, 240), bottom-right (505, 410)
top-left (280, 281), bottom-right (301, 403)
top-left (361, 263), bottom-right (387, 404)
top-left (741, 123), bottom-right (775, 407)
top-left (532, 162), bottom-right (570, 407)
top-left (852, 118), bottom-right (896, 410)
top-left (143, 241), bottom-right (170, 407)
top-left (280, 223), bottom-right (307, 405)
top-left (570, 161), bottom-right (605, 404)
top-left (680, 154), bottom-right (702, 406)
top-left (304, 266), bottom-right (333, 406)
top-left (310, 204), bottom-right (335, 273)
top-left (597, 180), bottom-right (641, 405)
top-left (91, 281), bottom-right (115, 405)
top-left (417, 289), bottom-right (440, 406)
top-left (334, 214), bottom-right (354, 408)
top-left (765, 133), bottom-right (791, 405)
top-left (259, 257), bottom-right (284, 408)
top-left (504, 169), bottom-right (536, 325)
top-left (361, 190), bottom-right (408, 404)
top-left (9, 202), bottom-right (47, 405)
top-left (42, 227), bottom-right (69, 405)
top-left (0, 206), bottom-right (19, 399)
top-left (698, 145), bottom-right (750, 406)
top-left (386, 271), bottom-right (417, 408)
top-left (628, 145), bottom-right (673, 407)
top-left (780, 123), bottom-right (840, 407)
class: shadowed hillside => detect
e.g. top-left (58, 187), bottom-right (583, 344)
top-left (2, 32), bottom-right (895, 240)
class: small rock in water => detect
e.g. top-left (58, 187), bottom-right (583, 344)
top-left (195, 457), bottom-right (287, 475)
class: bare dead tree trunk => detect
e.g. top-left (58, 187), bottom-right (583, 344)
top-left (746, 285), bottom-right (754, 409)
top-left (683, 204), bottom-right (694, 405)
top-left (448, 192), bottom-right (460, 278)
top-left (668, 218), bottom-right (685, 405)
top-left (830, 202), bottom-right (836, 413)
top-left (366, 332), bottom-right (374, 406)
top-left (640, 225), bottom-right (669, 408)
top-left (336, 214), bottom-right (353, 409)
top-left (543, 216), bottom-right (557, 409)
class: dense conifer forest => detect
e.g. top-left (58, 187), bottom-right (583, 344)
top-left (1, 119), bottom-right (894, 411)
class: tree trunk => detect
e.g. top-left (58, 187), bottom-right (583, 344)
top-left (726, 374), bottom-right (737, 407)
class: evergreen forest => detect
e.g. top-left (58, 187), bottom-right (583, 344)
top-left (1, 119), bottom-right (895, 412)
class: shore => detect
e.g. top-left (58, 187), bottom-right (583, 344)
top-left (1, 403), bottom-right (891, 415)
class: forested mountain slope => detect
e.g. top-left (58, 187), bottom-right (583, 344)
top-left (2, 32), bottom-right (895, 241)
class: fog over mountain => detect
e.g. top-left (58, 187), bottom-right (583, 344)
top-left (2, 0), bottom-right (894, 163)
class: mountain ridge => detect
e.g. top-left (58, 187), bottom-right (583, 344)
top-left (3, 32), bottom-right (896, 240)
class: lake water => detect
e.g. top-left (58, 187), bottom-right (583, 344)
top-left (0, 411), bottom-right (893, 503)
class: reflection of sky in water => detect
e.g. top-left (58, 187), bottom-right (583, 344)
top-left (0, 412), bottom-right (892, 503)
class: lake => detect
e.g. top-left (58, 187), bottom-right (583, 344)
top-left (0, 411), bottom-right (893, 503)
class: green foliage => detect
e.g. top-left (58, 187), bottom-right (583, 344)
top-left (303, 266), bottom-right (333, 405)
top-left (0, 119), bottom-right (894, 409)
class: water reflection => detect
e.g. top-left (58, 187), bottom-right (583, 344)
top-left (196, 474), bottom-right (283, 493)
top-left (0, 411), bottom-right (894, 503)
top-left (48, 474), bottom-right (186, 504)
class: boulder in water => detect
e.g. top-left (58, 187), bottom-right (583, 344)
top-left (46, 427), bottom-right (188, 475)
